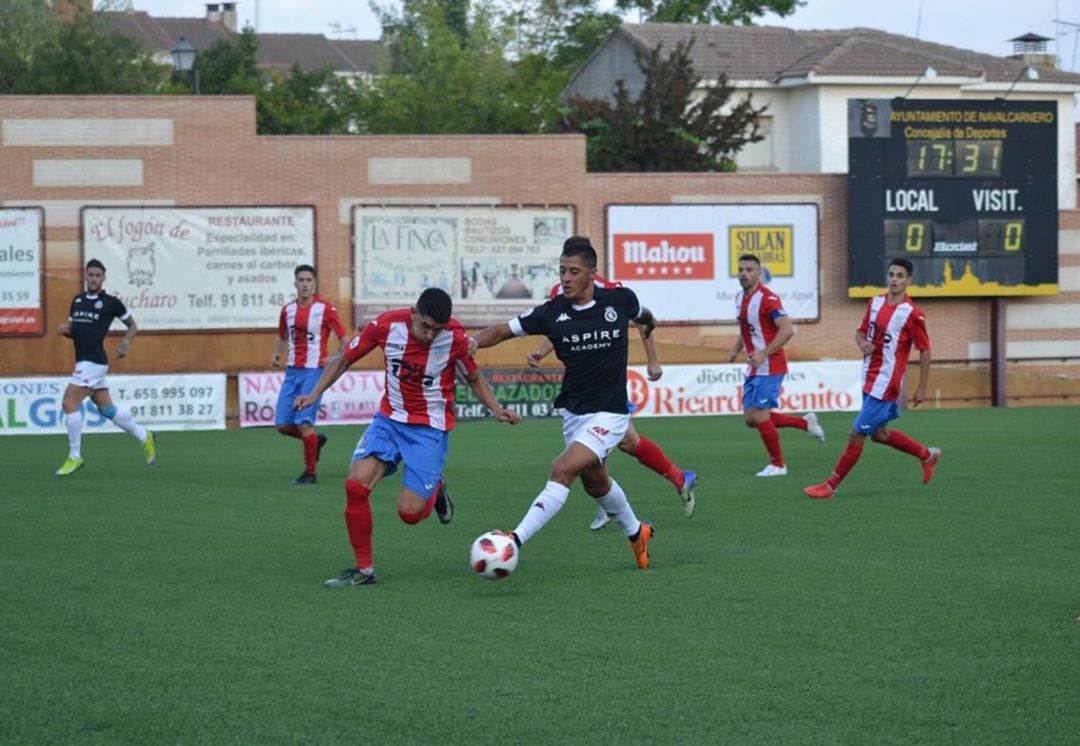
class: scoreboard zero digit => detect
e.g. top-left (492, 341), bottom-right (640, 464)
top-left (847, 98), bottom-right (1058, 297)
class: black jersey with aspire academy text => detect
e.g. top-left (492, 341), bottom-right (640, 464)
top-left (68, 292), bottom-right (130, 365)
top-left (513, 285), bottom-right (641, 415)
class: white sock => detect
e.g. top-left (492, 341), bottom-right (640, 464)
top-left (65, 410), bottom-right (83, 459)
top-left (513, 481), bottom-right (570, 545)
top-left (596, 478), bottom-right (641, 537)
top-left (110, 406), bottom-right (147, 442)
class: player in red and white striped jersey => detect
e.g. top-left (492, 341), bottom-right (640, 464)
top-left (270, 265), bottom-right (346, 485)
top-left (804, 258), bottom-right (941, 499)
top-left (725, 254), bottom-right (825, 477)
top-left (533, 276), bottom-right (698, 526)
top-left (295, 288), bottom-right (521, 587)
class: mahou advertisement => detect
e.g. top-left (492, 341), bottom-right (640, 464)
top-left (605, 204), bottom-right (820, 323)
top-left (81, 206), bottom-right (315, 330)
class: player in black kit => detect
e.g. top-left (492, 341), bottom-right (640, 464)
top-left (55, 259), bottom-right (156, 476)
top-left (470, 236), bottom-right (658, 570)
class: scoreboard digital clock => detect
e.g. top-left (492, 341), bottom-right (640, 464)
top-left (847, 98), bottom-right (1059, 297)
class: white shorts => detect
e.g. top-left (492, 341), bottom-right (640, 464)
top-left (562, 411), bottom-right (631, 461)
top-left (70, 361), bottom-right (109, 390)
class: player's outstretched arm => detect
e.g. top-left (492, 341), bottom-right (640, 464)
top-left (464, 370), bottom-right (522, 425)
top-left (469, 322), bottom-right (515, 355)
top-left (117, 317), bottom-right (138, 358)
top-left (294, 354), bottom-right (352, 410)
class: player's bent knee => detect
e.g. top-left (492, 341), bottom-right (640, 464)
top-left (100, 404), bottom-right (117, 419)
top-left (397, 508), bottom-right (424, 525)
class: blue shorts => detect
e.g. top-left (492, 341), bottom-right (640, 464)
top-left (275, 367), bottom-right (324, 427)
top-left (852, 393), bottom-right (900, 435)
top-left (743, 374), bottom-right (785, 411)
top-left (352, 413), bottom-right (450, 499)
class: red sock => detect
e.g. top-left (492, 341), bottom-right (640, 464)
top-left (827, 442), bottom-right (864, 489)
top-left (302, 434), bottom-right (319, 475)
top-left (344, 479), bottom-right (373, 568)
top-left (399, 481), bottom-right (441, 524)
top-left (883, 430), bottom-right (930, 460)
top-left (278, 424), bottom-right (302, 439)
top-left (629, 436), bottom-right (684, 488)
top-left (770, 412), bottom-right (808, 431)
top-left (755, 420), bottom-right (784, 466)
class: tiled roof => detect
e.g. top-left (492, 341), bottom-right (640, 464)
top-left (104, 12), bottom-right (231, 53)
top-left (617, 23), bottom-right (1080, 85)
top-left (103, 11), bottom-right (383, 74)
top-left (256, 34), bottom-right (385, 73)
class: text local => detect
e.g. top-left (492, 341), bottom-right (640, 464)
top-left (885, 189), bottom-right (1021, 212)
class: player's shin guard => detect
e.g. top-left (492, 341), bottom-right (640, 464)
top-left (344, 479), bottom-right (374, 568)
top-left (65, 409), bottom-right (83, 459)
top-left (770, 412), bottom-right (808, 430)
top-left (883, 430), bottom-right (930, 460)
top-left (755, 419), bottom-right (784, 466)
top-left (595, 478), bottom-right (641, 538)
top-left (827, 442), bottom-right (864, 489)
top-left (109, 406), bottom-right (147, 442)
top-left (630, 435), bottom-right (684, 488)
top-left (302, 434), bottom-right (319, 475)
top-left (512, 481), bottom-right (570, 545)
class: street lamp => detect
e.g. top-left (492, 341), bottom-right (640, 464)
top-left (170, 37), bottom-right (200, 94)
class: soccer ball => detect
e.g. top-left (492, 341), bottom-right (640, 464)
top-left (470, 530), bottom-right (519, 580)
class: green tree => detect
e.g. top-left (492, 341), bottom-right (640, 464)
top-left (612, 0), bottom-right (803, 24)
top-left (186, 26), bottom-right (264, 95)
top-left (501, 0), bottom-right (622, 131)
top-left (0, 1), bottom-right (167, 94)
top-left (356, 0), bottom-right (530, 134)
top-left (257, 64), bottom-right (358, 134)
top-left (562, 41), bottom-right (767, 171)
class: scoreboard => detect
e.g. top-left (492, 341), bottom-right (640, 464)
top-left (847, 98), bottom-right (1058, 297)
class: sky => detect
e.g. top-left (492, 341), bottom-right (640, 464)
top-left (127, 0), bottom-right (1080, 72)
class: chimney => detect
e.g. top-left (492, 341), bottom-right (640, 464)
top-left (205, 3), bottom-right (221, 24)
top-left (1007, 32), bottom-right (1057, 69)
top-left (220, 2), bottom-right (237, 33)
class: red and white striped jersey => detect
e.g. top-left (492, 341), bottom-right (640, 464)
top-left (278, 298), bottom-right (346, 368)
top-left (736, 284), bottom-right (789, 376)
top-left (548, 275), bottom-right (622, 300)
top-left (344, 308), bottom-right (477, 431)
top-left (858, 294), bottom-right (930, 402)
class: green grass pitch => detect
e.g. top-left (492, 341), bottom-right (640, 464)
top-left (2, 407), bottom-right (1079, 742)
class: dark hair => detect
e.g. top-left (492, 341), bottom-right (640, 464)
top-left (889, 258), bottom-right (914, 276)
top-left (295, 264), bottom-right (316, 278)
top-left (561, 235), bottom-right (597, 269)
top-left (86, 259), bottom-right (106, 272)
top-left (737, 254), bottom-right (761, 267)
top-left (416, 287), bottom-right (452, 323)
